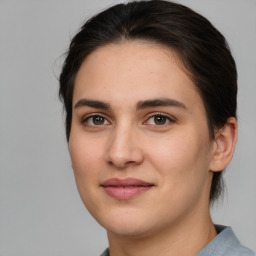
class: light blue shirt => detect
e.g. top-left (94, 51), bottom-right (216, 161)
top-left (100, 225), bottom-right (255, 256)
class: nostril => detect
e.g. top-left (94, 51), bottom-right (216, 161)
top-left (124, 160), bottom-right (139, 166)
top-left (106, 155), bottom-right (142, 169)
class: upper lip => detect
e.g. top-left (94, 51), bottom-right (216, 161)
top-left (101, 178), bottom-right (154, 187)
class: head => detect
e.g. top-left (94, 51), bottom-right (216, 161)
top-left (59, 0), bottom-right (237, 210)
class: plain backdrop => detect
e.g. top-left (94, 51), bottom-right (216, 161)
top-left (0, 0), bottom-right (255, 255)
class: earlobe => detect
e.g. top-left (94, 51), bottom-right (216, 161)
top-left (209, 117), bottom-right (238, 172)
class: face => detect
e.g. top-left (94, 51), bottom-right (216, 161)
top-left (69, 41), bottom-right (215, 238)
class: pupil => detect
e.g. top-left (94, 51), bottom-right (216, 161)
top-left (93, 116), bottom-right (104, 125)
top-left (154, 116), bottom-right (166, 125)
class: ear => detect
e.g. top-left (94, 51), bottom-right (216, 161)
top-left (209, 117), bottom-right (238, 172)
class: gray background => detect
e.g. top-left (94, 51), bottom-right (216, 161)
top-left (0, 0), bottom-right (255, 255)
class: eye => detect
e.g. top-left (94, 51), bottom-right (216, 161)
top-left (82, 115), bottom-right (110, 126)
top-left (146, 114), bottom-right (174, 126)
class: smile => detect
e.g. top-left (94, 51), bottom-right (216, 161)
top-left (101, 178), bottom-right (154, 200)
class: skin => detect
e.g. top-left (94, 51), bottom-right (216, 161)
top-left (69, 41), bottom-right (237, 256)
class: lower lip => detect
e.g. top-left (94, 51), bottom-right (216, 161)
top-left (102, 186), bottom-right (153, 199)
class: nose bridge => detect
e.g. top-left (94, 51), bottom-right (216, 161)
top-left (105, 122), bottom-right (143, 168)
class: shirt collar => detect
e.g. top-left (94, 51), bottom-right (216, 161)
top-left (100, 225), bottom-right (253, 256)
top-left (196, 225), bottom-right (240, 256)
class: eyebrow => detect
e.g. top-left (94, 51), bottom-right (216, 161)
top-left (136, 98), bottom-right (187, 111)
top-left (74, 97), bottom-right (187, 111)
top-left (74, 99), bottom-right (111, 110)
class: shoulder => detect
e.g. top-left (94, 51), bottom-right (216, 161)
top-left (229, 246), bottom-right (256, 256)
top-left (196, 225), bottom-right (255, 256)
top-left (100, 226), bottom-right (255, 256)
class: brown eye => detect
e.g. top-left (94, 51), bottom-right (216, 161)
top-left (145, 114), bottom-right (174, 126)
top-left (93, 116), bottom-right (105, 125)
top-left (83, 115), bottom-right (110, 126)
top-left (154, 115), bottom-right (167, 125)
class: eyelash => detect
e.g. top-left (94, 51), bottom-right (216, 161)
top-left (81, 112), bottom-right (175, 127)
top-left (144, 112), bottom-right (175, 126)
top-left (81, 113), bottom-right (111, 126)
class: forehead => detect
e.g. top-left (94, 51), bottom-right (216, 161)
top-left (73, 41), bottom-right (203, 111)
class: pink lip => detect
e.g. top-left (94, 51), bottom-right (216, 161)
top-left (101, 178), bottom-right (154, 199)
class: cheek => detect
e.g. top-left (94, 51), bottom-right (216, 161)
top-left (68, 131), bottom-right (104, 187)
top-left (147, 133), bottom-right (212, 218)
top-left (69, 127), bottom-right (101, 164)
top-left (149, 130), bottom-right (211, 189)
top-left (68, 132), bottom-right (105, 212)
top-left (151, 132), bottom-right (202, 165)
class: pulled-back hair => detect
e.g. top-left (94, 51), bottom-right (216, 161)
top-left (59, 0), bottom-right (237, 203)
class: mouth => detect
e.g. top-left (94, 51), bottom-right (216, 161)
top-left (101, 178), bottom-right (154, 200)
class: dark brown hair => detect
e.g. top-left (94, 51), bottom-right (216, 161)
top-left (59, 0), bottom-right (237, 203)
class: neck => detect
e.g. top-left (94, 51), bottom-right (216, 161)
top-left (107, 209), bottom-right (217, 256)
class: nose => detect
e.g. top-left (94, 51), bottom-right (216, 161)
top-left (105, 125), bottom-right (144, 169)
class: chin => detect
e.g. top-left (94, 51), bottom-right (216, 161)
top-left (93, 207), bottom-right (161, 238)
top-left (104, 221), bottom-right (153, 238)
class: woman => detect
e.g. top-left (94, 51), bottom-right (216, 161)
top-left (59, 1), bottom-right (255, 255)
